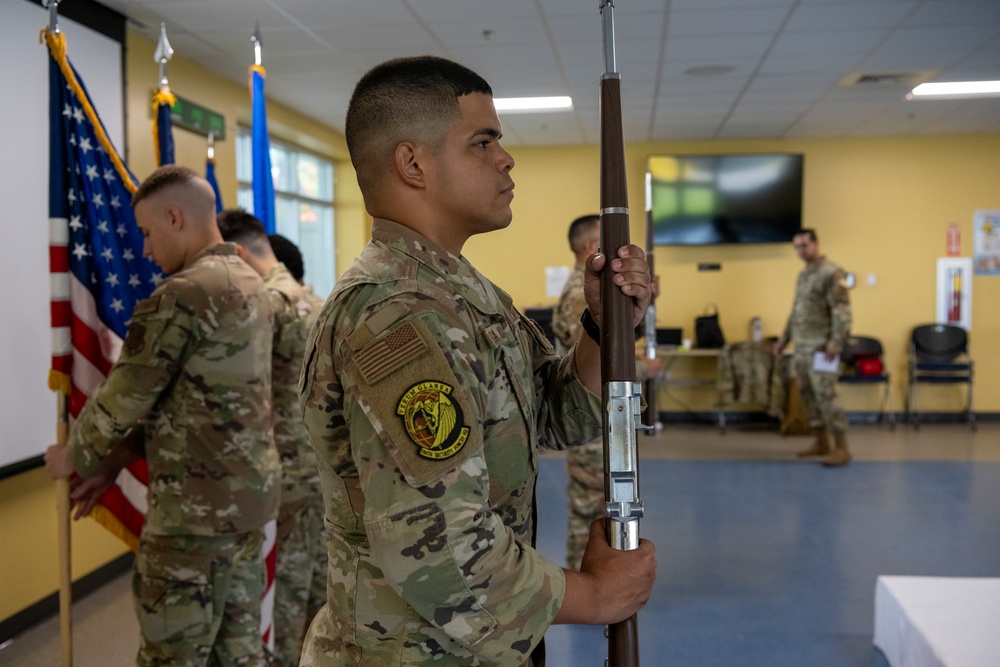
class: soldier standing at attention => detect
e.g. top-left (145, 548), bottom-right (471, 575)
top-left (217, 209), bottom-right (326, 667)
top-left (773, 228), bottom-right (853, 467)
top-left (44, 165), bottom-right (280, 666)
top-left (298, 56), bottom-right (657, 666)
top-left (551, 214), bottom-right (660, 571)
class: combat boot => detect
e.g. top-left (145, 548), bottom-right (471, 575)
top-left (822, 431), bottom-right (852, 467)
top-left (797, 427), bottom-right (830, 457)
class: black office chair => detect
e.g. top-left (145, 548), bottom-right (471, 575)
top-left (839, 335), bottom-right (894, 429)
top-left (906, 324), bottom-right (974, 430)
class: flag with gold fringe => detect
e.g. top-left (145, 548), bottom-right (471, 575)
top-left (45, 29), bottom-right (157, 550)
top-left (152, 89), bottom-right (175, 166)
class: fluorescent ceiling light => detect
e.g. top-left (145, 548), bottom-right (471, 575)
top-left (909, 80), bottom-right (1000, 100)
top-left (493, 96), bottom-right (573, 113)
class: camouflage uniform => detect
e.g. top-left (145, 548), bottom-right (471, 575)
top-left (298, 219), bottom-right (602, 666)
top-left (301, 284), bottom-right (327, 328)
top-left (781, 256), bottom-right (852, 435)
top-left (550, 264), bottom-right (653, 572)
top-left (67, 243), bottom-right (280, 667)
top-left (263, 263), bottom-right (327, 667)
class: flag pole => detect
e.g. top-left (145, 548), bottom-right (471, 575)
top-left (56, 393), bottom-right (73, 667)
top-left (152, 23), bottom-right (175, 166)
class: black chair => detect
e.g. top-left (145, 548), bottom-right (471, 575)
top-left (838, 335), bottom-right (894, 429)
top-left (906, 324), bottom-right (974, 430)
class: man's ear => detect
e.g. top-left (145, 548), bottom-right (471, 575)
top-left (233, 243), bottom-right (248, 262)
top-left (394, 141), bottom-right (428, 189)
top-left (165, 205), bottom-right (185, 232)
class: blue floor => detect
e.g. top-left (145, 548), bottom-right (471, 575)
top-left (535, 458), bottom-right (1000, 667)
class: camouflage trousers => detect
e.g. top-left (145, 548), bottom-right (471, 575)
top-left (566, 439), bottom-right (604, 571)
top-left (271, 495), bottom-right (327, 667)
top-left (132, 530), bottom-right (267, 667)
top-left (792, 352), bottom-right (847, 435)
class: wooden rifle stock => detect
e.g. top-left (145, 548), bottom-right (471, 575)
top-left (599, 2), bottom-right (642, 665)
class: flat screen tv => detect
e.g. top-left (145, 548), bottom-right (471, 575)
top-left (647, 153), bottom-right (804, 246)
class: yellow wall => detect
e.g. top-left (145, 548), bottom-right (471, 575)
top-left (465, 135), bottom-right (1000, 413)
top-left (0, 468), bottom-right (128, 621)
top-left (4, 28), bottom-right (997, 628)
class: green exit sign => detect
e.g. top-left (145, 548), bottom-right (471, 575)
top-left (159, 93), bottom-right (226, 141)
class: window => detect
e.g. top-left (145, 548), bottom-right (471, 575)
top-left (236, 129), bottom-right (336, 298)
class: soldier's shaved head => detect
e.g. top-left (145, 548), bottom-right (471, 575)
top-left (133, 164), bottom-right (217, 224)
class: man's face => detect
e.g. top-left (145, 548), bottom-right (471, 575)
top-left (134, 198), bottom-right (182, 274)
top-left (424, 93), bottom-right (516, 238)
top-left (793, 233), bottom-right (818, 263)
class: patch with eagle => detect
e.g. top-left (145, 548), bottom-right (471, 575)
top-left (397, 380), bottom-right (470, 460)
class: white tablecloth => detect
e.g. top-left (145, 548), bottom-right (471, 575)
top-left (874, 576), bottom-right (1000, 667)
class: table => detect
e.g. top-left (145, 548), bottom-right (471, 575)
top-left (656, 347), bottom-right (726, 431)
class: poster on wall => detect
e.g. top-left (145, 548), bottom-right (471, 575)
top-left (936, 257), bottom-right (972, 330)
top-left (973, 209), bottom-right (1000, 275)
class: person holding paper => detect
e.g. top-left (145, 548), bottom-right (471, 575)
top-left (772, 229), bottom-right (853, 466)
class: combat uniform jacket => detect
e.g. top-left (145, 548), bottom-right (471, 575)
top-left (299, 218), bottom-right (603, 666)
top-left (68, 243), bottom-right (280, 537)
top-left (783, 256), bottom-right (852, 355)
top-left (551, 263), bottom-right (586, 354)
top-left (264, 262), bottom-right (322, 526)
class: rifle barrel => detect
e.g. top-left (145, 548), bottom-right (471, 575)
top-left (599, 2), bottom-right (643, 665)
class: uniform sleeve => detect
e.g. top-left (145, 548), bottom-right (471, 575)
top-left (341, 305), bottom-right (566, 664)
top-left (527, 326), bottom-right (602, 451)
top-left (67, 287), bottom-right (200, 477)
top-left (825, 268), bottom-right (852, 353)
top-left (551, 283), bottom-right (587, 351)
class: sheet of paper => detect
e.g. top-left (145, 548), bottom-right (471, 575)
top-left (545, 266), bottom-right (571, 298)
top-left (813, 351), bottom-right (840, 373)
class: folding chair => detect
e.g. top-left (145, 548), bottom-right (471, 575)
top-left (906, 324), bottom-right (974, 430)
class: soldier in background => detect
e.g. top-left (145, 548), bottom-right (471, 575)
top-left (45, 165), bottom-right (280, 666)
top-left (268, 233), bottom-right (327, 322)
top-left (217, 209), bottom-right (326, 666)
top-left (298, 56), bottom-right (656, 666)
top-left (773, 228), bottom-right (853, 467)
top-left (552, 214), bottom-right (661, 571)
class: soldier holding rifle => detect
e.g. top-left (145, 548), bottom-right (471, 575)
top-left (298, 56), bottom-right (656, 666)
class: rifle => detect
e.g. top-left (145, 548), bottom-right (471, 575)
top-left (599, 2), bottom-right (643, 665)
top-left (642, 173), bottom-right (658, 435)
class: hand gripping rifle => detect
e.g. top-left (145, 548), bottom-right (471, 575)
top-left (599, 2), bottom-right (645, 665)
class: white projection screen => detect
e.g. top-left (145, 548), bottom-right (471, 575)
top-left (0, 0), bottom-right (124, 475)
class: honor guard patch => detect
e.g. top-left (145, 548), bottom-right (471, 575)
top-left (397, 381), bottom-right (470, 460)
top-left (124, 323), bottom-right (147, 354)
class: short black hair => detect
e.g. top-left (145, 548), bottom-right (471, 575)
top-left (568, 214), bottom-right (600, 254)
top-left (345, 56), bottom-right (492, 198)
top-left (795, 228), bottom-right (818, 243)
top-left (216, 208), bottom-right (271, 257)
top-left (268, 234), bottom-right (305, 282)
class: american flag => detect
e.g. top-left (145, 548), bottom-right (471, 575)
top-left (46, 31), bottom-right (276, 647)
top-left (47, 31), bottom-right (158, 549)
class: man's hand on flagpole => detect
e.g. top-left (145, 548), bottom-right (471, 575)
top-left (44, 444), bottom-right (75, 480)
top-left (70, 473), bottom-right (114, 520)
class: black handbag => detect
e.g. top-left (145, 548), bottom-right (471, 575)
top-left (694, 305), bottom-right (726, 349)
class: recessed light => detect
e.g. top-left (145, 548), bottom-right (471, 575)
top-left (493, 96), bottom-right (573, 113)
top-left (908, 80), bottom-right (1000, 100)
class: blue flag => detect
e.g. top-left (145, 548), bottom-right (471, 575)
top-left (206, 157), bottom-right (223, 213)
top-left (250, 65), bottom-right (276, 234)
top-left (153, 91), bottom-right (175, 166)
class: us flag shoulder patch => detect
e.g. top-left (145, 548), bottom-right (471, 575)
top-left (354, 321), bottom-right (427, 385)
